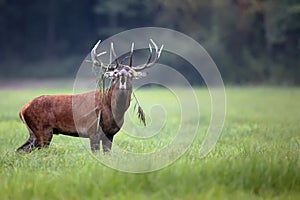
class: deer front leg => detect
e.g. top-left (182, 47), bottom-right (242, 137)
top-left (102, 134), bottom-right (114, 153)
top-left (89, 133), bottom-right (101, 152)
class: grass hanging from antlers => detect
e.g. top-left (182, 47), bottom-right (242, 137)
top-left (91, 59), bottom-right (109, 131)
top-left (133, 92), bottom-right (146, 126)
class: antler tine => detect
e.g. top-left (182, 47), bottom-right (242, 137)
top-left (159, 44), bottom-right (164, 57)
top-left (91, 40), bottom-right (108, 68)
top-left (129, 42), bottom-right (134, 67)
top-left (145, 43), bottom-right (153, 65)
top-left (132, 39), bottom-right (163, 72)
top-left (137, 43), bottom-right (153, 69)
top-left (151, 39), bottom-right (164, 60)
top-left (150, 39), bottom-right (158, 52)
top-left (110, 42), bottom-right (119, 67)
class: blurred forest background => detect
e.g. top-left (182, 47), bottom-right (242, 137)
top-left (0, 0), bottom-right (299, 85)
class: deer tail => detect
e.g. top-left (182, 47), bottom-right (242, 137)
top-left (19, 103), bottom-right (34, 134)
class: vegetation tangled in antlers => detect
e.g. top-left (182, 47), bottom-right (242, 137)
top-left (89, 39), bottom-right (164, 127)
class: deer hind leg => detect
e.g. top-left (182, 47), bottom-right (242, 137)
top-left (17, 130), bottom-right (38, 153)
top-left (34, 128), bottom-right (53, 149)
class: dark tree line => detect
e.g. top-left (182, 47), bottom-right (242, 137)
top-left (0, 0), bottom-right (299, 85)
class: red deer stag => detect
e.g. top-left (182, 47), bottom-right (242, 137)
top-left (17, 40), bottom-right (163, 153)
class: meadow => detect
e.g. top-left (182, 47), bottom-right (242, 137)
top-left (0, 86), bottom-right (299, 199)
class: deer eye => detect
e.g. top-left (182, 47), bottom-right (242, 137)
top-left (114, 70), bottom-right (119, 76)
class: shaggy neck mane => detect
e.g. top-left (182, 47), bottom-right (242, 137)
top-left (104, 83), bottom-right (132, 123)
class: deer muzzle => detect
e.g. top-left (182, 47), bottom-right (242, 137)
top-left (119, 76), bottom-right (127, 90)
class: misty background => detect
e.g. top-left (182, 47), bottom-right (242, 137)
top-left (0, 0), bottom-right (299, 85)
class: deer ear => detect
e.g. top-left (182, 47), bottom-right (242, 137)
top-left (133, 71), bottom-right (148, 79)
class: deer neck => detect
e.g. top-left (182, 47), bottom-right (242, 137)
top-left (109, 87), bottom-right (132, 123)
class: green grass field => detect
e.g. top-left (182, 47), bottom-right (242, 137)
top-left (0, 87), bottom-right (299, 199)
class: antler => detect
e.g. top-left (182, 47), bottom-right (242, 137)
top-left (110, 42), bottom-right (120, 67)
top-left (129, 42), bottom-right (134, 67)
top-left (91, 40), bottom-right (107, 67)
top-left (132, 39), bottom-right (164, 72)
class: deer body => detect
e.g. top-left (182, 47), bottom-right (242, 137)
top-left (18, 86), bottom-right (132, 152)
top-left (17, 39), bottom-right (163, 153)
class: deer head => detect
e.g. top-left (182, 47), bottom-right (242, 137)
top-left (91, 39), bottom-right (164, 90)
